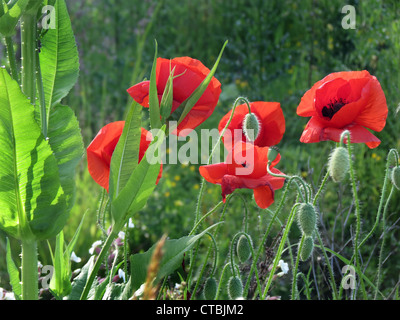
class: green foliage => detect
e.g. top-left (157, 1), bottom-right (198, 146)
top-left (39, 0), bottom-right (79, 125)
top-left (130, 223), bottom-right (221, 292)
top-left (0, 68), bottom-right (67, 241)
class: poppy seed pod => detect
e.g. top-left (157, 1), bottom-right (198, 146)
top-left (300, 236), bottom-right (314, 261)
top-left (297, 203), bottom-right (317, 237)
top-left (328, 146), bottom-right (350, 183)
top-left (203, 277), bottom-right (218, 300)
top-left (227, 276), bottom-right (243, 300)
top-left (242, 112), bottom-right (260, 142)
top-left (391, 166), bottom-right (400, 190)
top-left (236, 235), bottom-right (252, 263)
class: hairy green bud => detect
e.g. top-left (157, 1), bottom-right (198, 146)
top-left (328, 147), bottom-right (350, 183)
top-left (236, 235), bottom-right (252, 263)
top-left (203, 277), bottom-right (218, 300)
top-left (297, 203), bottom-right (317, 237)
top-left (300, 236), bottom-right (314, 261)
top-left (227, 276), bottom-right (243, 300)
top-left (242, 112), bottom-right (260, 142)
top-left (391, 166), bottom-right (400, 190)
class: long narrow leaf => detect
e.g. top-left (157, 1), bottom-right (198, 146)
top-left (109, 101), bottom-right (142, 200)
top-left (39, 0), bottom-right (79, 125)
top-left (111, 126), bottom-right (165, 225)
top-left (148, 40), bottom-right (162, 130)
top-left (130, 223), bottom-right (222, 291)
top-left (6, 238), bottom-right (21, 299)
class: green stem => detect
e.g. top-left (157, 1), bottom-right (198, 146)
top-left (243, 175), bottom-right (297, 297)
top-left (21, 239), bottom-right (38, 300)
top-left (359, 149), bottom-right (398, 249)
top-left (20, 14), bottom-right (37, 104)
top-left (267, 164), bottom-right (309, 202)
top-left (374, 185), bottom-right (394, 299)
top-left (5, 36), bottom-right (18, 81)
top-left (261, 203), bottom-right (301, 299)
top-left (215, 263), bottom-right (232, 300)
top-left (80, 226), bottom-right (119, 300)
top-left (291, 234), bottom-right (305, 300)
top-left (189, 193), bottom-right (233, 299)
top-left (343, 133), bottom-right (366, 299)
top-left (313, 169), bottom-right (329, 206)
top-left (315, 231), bottom-right (339, 299)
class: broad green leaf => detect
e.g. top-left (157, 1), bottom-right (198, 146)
top-left (148, 40), bottom-right (162, 130)
top-left (109, 101), bottom-right (142, 200)
top-left (0, 0), bottom-right (30, 37)
top-left (176, 40), bottom-right (228, 125)
top-left (130, 223), bottom-right (222, 291)
top-left (6, 238), bottom-right (21, 299)
top-left (39, 0), bottom-right (79, 124)
top-left (47, 104), bottom-right (84, 211)
top-left (111, 126), bottom-right (165, 225)
top-left (0, 69), bottom-right (67, 241)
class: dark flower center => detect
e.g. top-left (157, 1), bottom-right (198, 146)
top-left (321, 98), bottom-right (347, 119)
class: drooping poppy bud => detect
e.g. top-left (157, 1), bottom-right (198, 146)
top-left (391, 166), bottom-right (400, 190)
top-left (236, 234), bottom-right (252, 263)
top-left (300, 236), bottom-right (314, 262)
top-left (227, 276), bottom-right (243, 300)
top-left (242, 112), bottom-right (260, 142)
top-left (328, 146), bottom-right (350, 183)
top-left (297, 203), bottom-right (317, 237)
top-left (203, 277), bottom-right (218, 300)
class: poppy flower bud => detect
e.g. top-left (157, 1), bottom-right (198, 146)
top-left (203, 277), bottom-right (218, 300)
top-left (300, 236), bottom-right (314, 261)
top-left (242, 112), bottom-right (260, 142)
top-left (297, 203), bottom-right (317, 237)
top-left (267, 146), bottom-right (280, 163)
top-left (391, 166), bottom-right (400, 190)
top-left (328, 146), bottom-right (350, 183)
top-left (227, 276), bottom-right (243, 300)
top-left (236, 234), bottom-right (252, 263)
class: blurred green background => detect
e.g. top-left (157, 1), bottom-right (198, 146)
top-left (1, 0), bottom-right (399, 299)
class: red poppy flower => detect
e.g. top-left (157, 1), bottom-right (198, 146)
top-left (218, 101), bottom-right (285, 149)
top-left (127, 56), bottom-right (221, 136)
top-left (87, 121), bottom-right (163, 192)
top-left (297, 70), bottom-right (387, 148)
top-left (199, 142), bottom-right (285, 209)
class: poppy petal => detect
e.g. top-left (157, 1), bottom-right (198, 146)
top-left (354, 76), bottom-right (388, 132)
top-left (322, 124), bottom-right (381, 149)
top-left (127, 81), bottom-right (150, 108)
top-left (253, 185), bottom-right (275, 209)
top-left (199, 163), bottom-right (229, 184)
top-left (87, 121), bottom-right (125, 191)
